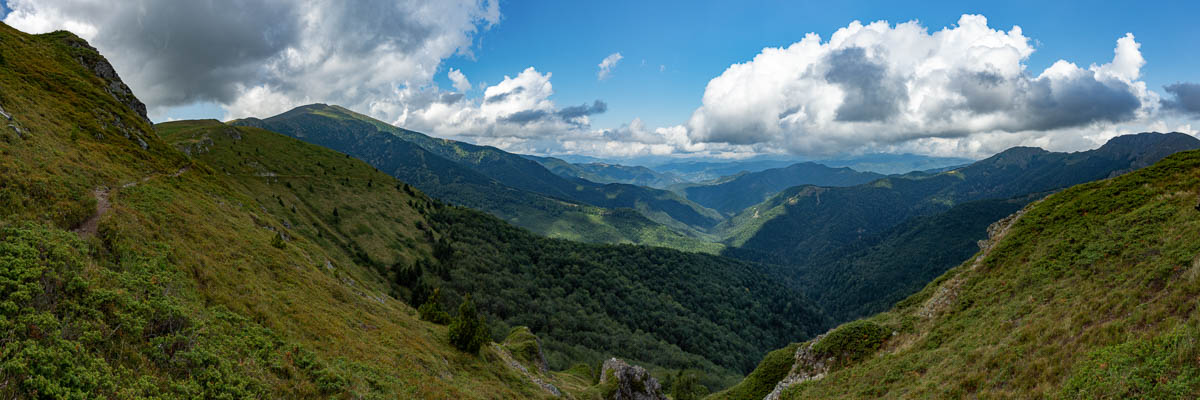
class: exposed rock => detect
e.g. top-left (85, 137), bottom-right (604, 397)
top-left (324, 260), bottom-right (335, 271)
top-left (0, 104), bottom-right (11, 120)
top-left (7, 122), bottom-right (24, 139)
top-left (57, 34), bottom-right (149, 123)
top-left (177, 135), bottom-right (215, 156)
top-left (925, 202), bottom-right (1035, 319)
top-left (764, 336), bottom-right (833, 400)
top-left (224, 127), bottom-right (242, 141)
top-left (599, 358), bottom-right (666, 400)
top-left (493, 343), bottom-right (561, 397)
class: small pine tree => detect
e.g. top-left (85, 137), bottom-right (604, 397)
top-left (417, 288), bottom-right (451, 325)
top-left (448, 294), bottom-right (490, 353)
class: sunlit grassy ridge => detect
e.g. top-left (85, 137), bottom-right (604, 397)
top-left (163, 119), bottom-right (825, 389)
top-left (1, 23), bottom-right (828, 397)
top-left (0, 25), bottom-right (567, 397)
top-left (723, 149), bottom-right (1200, 399)
top-left (232, 104), bottom-right (726, 251)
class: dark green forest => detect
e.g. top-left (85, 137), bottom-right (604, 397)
top-left (397, 204), bottom-right (826, 385)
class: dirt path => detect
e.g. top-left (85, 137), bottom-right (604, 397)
top-left (72, 187), bottom-right (111, 237)
top-left (74, 166), bottom-right (190, 237)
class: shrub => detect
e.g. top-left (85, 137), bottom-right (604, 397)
top-left (812, 320), bottom-right (889, 366)
top-left (709, 343), bottom-right (799, 400)
top-left (417, 288), bottom-right (450, 325)
top-left (671, 369), bottom-right (710, 400)
top-left (447, 294), bottom-right (490, 353)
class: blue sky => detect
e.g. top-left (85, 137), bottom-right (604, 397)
top-left (3, 0), bottom-right (1199, 159)
top-left (437, 0), bottom-right (1200, 129)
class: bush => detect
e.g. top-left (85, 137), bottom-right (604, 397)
top-left (708, 343), bottom-right (799, 400)
top-left (447, 295), bottom-right (490, 353)
top-left (417, 288), bottom-right (450, 325)
top-left (812, 320), bottom-right (889, 366)
top-left (671, 369), bottom-right (710, 400)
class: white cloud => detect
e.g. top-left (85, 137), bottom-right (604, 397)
top-left (448, 68), bottom-right (472, 92)
top-left (685, 15), bottom-right (1162, 157)
top-left (597, 52), bottom-right (623, 80)
top-left (383, 67), bottom-right (608, 142)
top-left (2, 0), bottom-right (501, 121)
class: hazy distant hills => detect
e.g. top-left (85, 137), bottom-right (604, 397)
top-left (681, 162), bottom-right (885, 215)
top-left (724, 132), bottom-right (1200, 264)
top-left (524, 154), bottom-right (687, 189)
top-left (718, 132), bottom-right (1200, 326)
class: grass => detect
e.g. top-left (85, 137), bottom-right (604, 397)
top-left (730, 149), bottom-right (1200, 399)
top-left (0, 25), bottom-right (567, 398)
top-left (706, 343), bottom-right (800, 400)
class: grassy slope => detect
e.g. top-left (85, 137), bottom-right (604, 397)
top-left (233, 106), bottom-right (723, 253)
top-left (236, 104), bottom-right (724, 236)
top-left (722, 134), bottom-right (1200, 264)
top-left (0, 25), bottom-right (563, 399)
top-left (794, 197), bottom-right (1029, 323)
top-left (162, 120), bottom-right (826, 389)
top-left (732, 149), bottom-right (1200, 399)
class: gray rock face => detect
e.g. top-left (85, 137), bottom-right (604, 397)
top-left (599, 358), bottom-right (666, 400)
top-left (764, 336), bottom-right (833, 400)
top-left (58, 35), bottom-right (150, 123)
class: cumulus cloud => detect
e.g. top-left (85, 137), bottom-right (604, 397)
top-left (3, 0), bottom-right (500, 120)
top-left (384, 67), bottom-right (608, 143)
top-left (685, 15), bottom-right (1160, 156)
top-left (1162, 83), bottom-right (1200, 116)
top-left (597, 52), bottom-right (623, 80)
top-left (448, 68), bottom-right (472, 93)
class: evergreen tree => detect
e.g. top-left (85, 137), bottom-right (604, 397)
top-left (448, 294), bottom-right (490, 353)
top-left (417, 288), bottom-right (451, 325)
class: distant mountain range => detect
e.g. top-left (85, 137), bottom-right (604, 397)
top-left (719, 131), bottom-right (1200, 323)
top-left (721, 146), bottom-right (1200, 399)
top-left (524, 154), bottom-right (687, 189)
top-left (8, 21), bottom-right (1200, 398)
top-left (680, 162), bottom-right (885, 215)
top-left (233, 105), bottom-right (725, 250)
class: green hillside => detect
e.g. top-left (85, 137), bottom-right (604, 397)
top-left (0, 25), bottom-right (563, 399)
top-left (793, 197), bottom-right (1030, 322)
top-left (0, 24), bottom-right (821, 398)
top-left (161, 119), bottom-right (822, 388)
top-left (723, 134), bottom-right (1200, 266)
top-left (233, 105), bottom-right (724, 238)
top-left (722, 149), bottom-right (1200, 398)
top-left (682, 162), bottom-right (883, 215)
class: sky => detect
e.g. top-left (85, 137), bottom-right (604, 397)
top-left (3, 0), bottom-right (1200, 161)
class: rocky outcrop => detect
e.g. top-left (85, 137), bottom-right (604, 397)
top-left (922, 204), bottom-right (1032, 319)
top-left (495, 327), bottom-right (560, 396)
top-left (54, 33), bottom-right (149, 123)
top-left (599, 358), bottom-right (666, 400)
top-left (1, 102), bottom-right (27, 139)
top-left (763, 336), bottom-right (833, 400)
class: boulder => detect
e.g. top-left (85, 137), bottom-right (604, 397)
top-left (599, 358), bottom-right (666, 400)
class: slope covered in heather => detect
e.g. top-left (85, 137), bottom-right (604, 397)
top-left (722, 149), bottom-right (1200, 399)
top-left (0, 24), bottom-right (823, 398)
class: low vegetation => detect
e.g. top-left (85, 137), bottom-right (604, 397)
top-left (727, 149), bottom-right (1200, 398)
